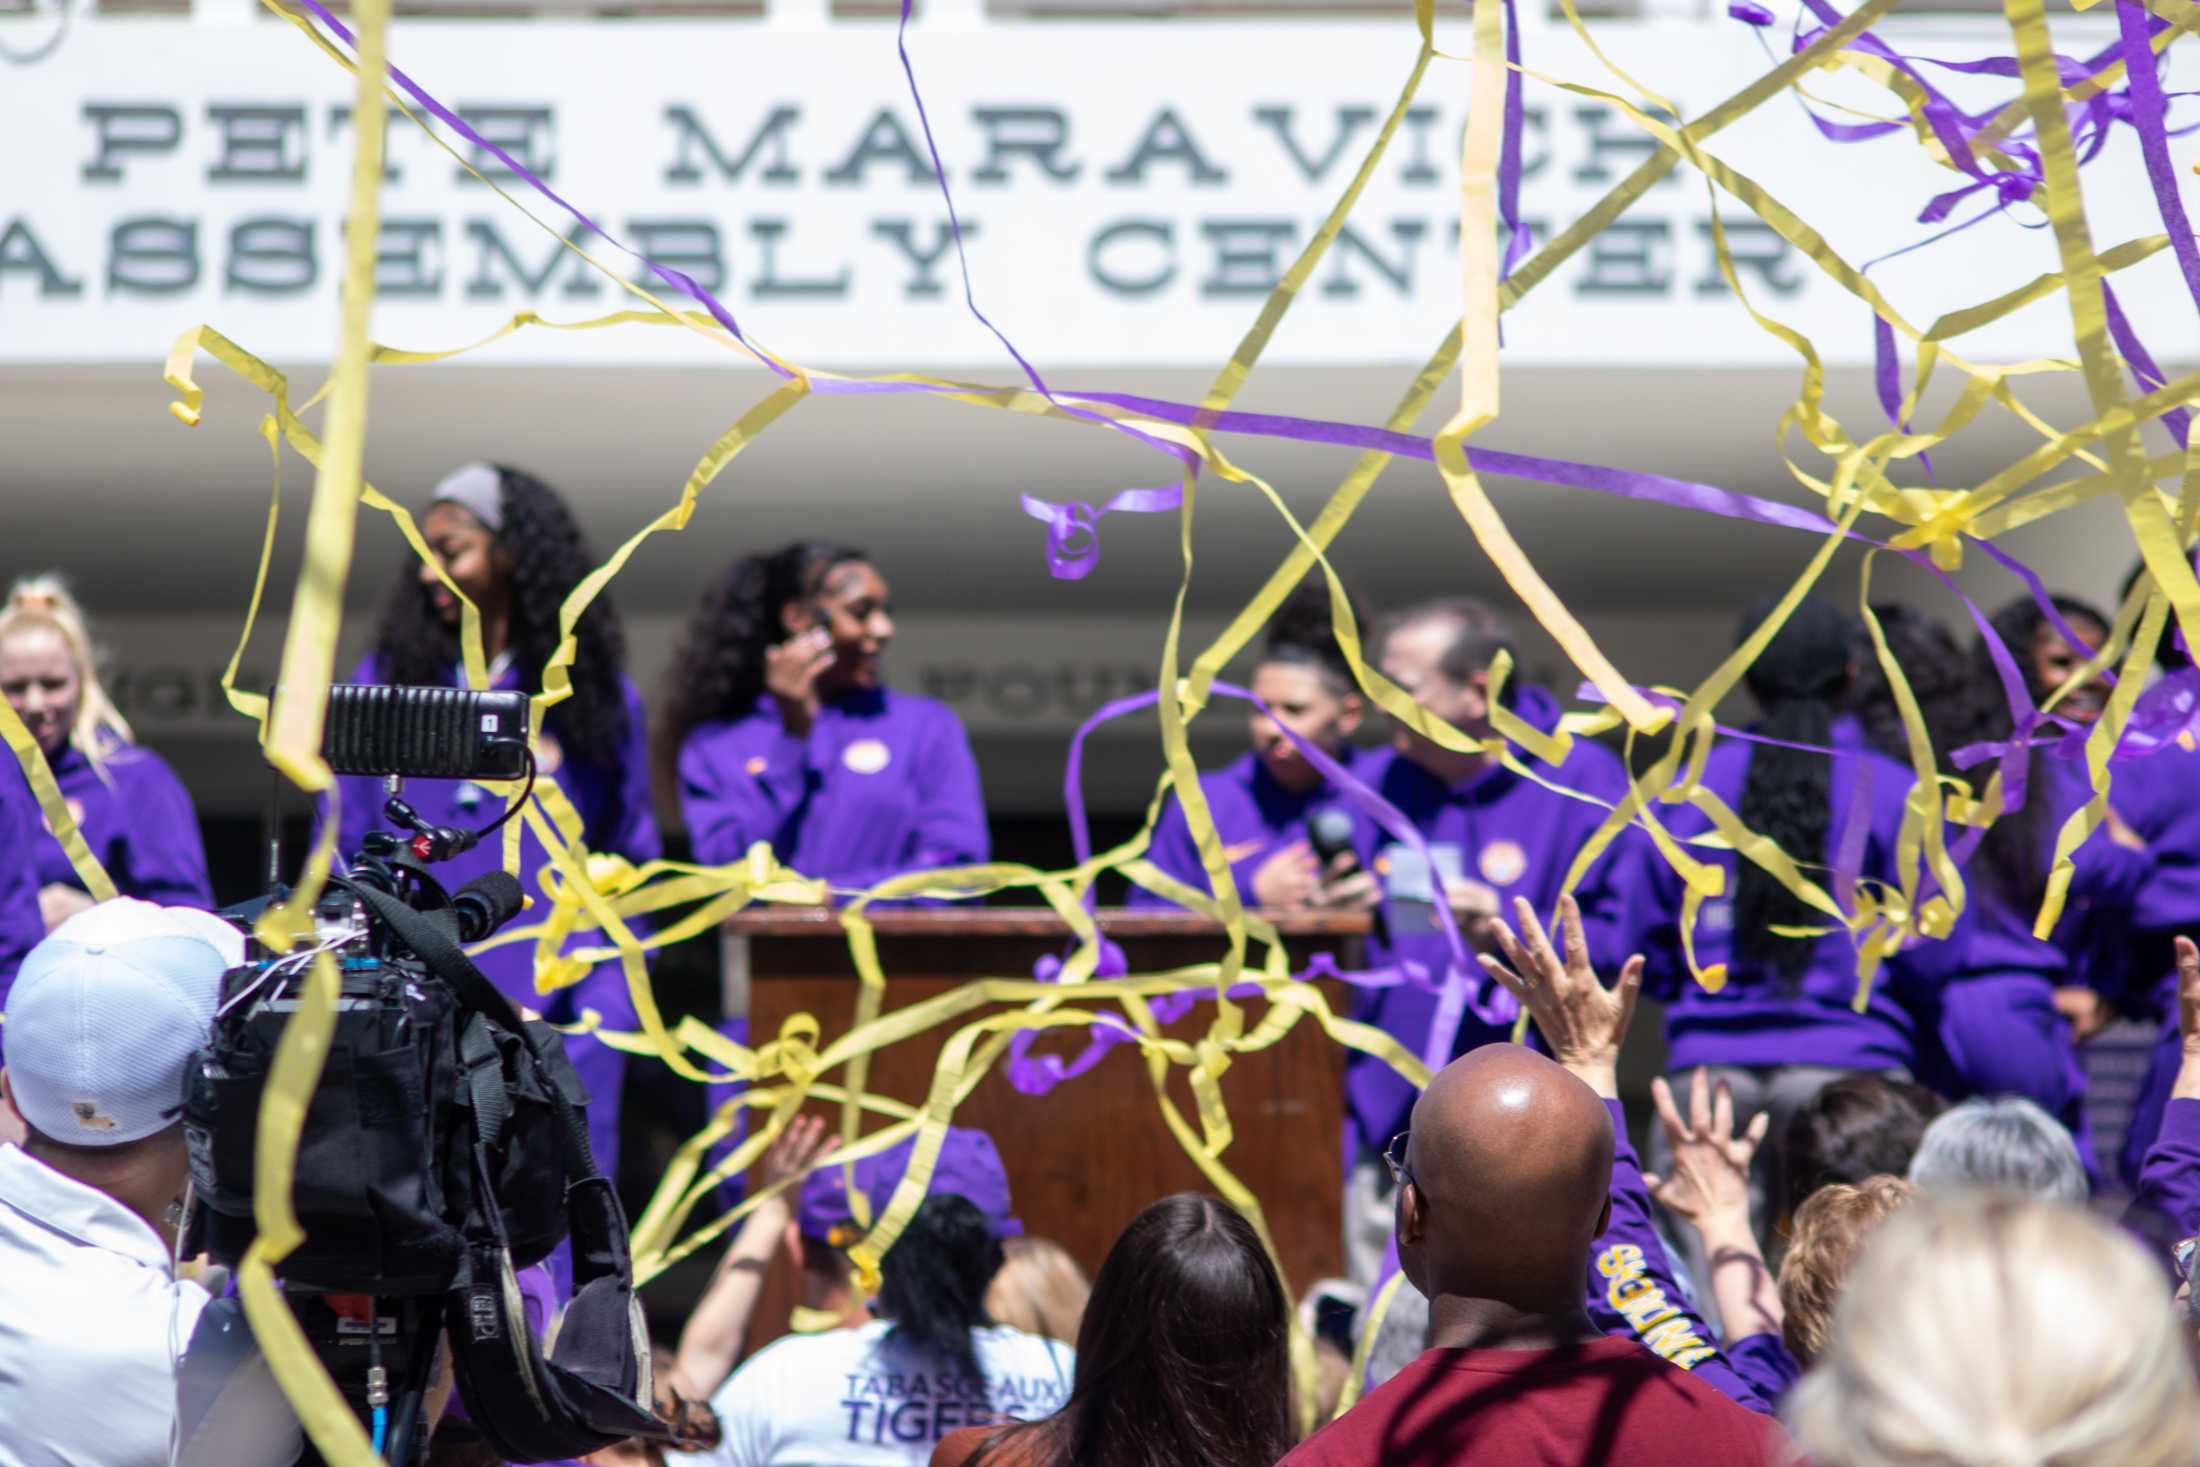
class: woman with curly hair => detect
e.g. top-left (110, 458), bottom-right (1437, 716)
top-left (333, 463), bottom-right (659, 1184)
top-left (0, 575), bottom-right (213, 925)
top-left (660, 544), bottom-right (986, 888)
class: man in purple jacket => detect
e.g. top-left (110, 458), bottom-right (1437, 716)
top-left (1339, 598), bottom-right (1643, 1284)
top-left (2106, 744), bottom-right (2200, 1186)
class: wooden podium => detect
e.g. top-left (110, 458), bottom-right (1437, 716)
top-left (721, 906), bottom-right (1369, 1354)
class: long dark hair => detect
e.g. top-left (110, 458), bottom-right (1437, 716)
top-left (1845, 604), bottom-right (1979, 776)
top-left (655, 542), bottom-right (868, 782)
top-left (1735, 596), bottom-right (1856, 983)
top-left (373, 464), bottom-right (629, 769)
top-left (979, 1194), bottom-right (1293, 1467)
top-left (876, 1193), bottom-right (1004, 1389)
top-left (1959, 594), bottom-right (2110, 910)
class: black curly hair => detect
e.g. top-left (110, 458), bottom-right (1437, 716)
top-left (1956, 594), bottom-right (2110, 911)
top-left (372, 464), bottom-right (630, 770)
top-left (1734, 595), bottom-right (1856, 984)
top-left (655, 542), bottom-right (869, 774)
top-left (1845, 604), bottom-right (1981, 774)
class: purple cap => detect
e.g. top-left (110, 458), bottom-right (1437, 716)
top-left (797, 1126), bottom-right (1022, 1248)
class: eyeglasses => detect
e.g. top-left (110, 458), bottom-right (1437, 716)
top-left (1382, 1131), bottom-right (1415, 1191)
top-left (2177, 1236), bottom-right (2197, 1283)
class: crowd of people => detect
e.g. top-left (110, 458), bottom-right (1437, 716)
top-left (6, 458), bottom-right (2200, 1464)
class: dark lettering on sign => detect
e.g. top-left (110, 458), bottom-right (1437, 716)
top-left (919, 662), bottom-right (1161, 720)
top-left (822, 109), bottom-right (932, 187)
top-left (748, 219), bottom-right (849, 298)
top-left (109, 216), bottom-right (199, 295)
top-left (453, 106), bottom-right (556, 185)
top-left (1252, 105), bottom-right (1374, 185)
top-left (1399, 106), bottom-right (1441, 186)
top-left (1573, 104), bottom-right (1678, 186)
top-left (329, 105), bottom-right (404, 184)
top-left (871, 219), bottom-right (966, 298)
top-left (661, 104), bottom-right (800, 186)
top-left (375, 219), bottom-right (444, 297)
top-left (627, 218), bottom-right (724, 293)
top-left (1104, 109), bottom-right (1227, 186)
top-left (1088, 219), bottom-right (1174, 296)
top-left (0, 219), bottom-right (84, 298)
top-left (1695, 218), bottom-right (1802, 297)
top-left (1320, 220), bottom-right (1426, 298)
top-left (207, 106), bottom-right (308, 183)
top-left (970, 108), bottom-right (1080, 185)
top-left (1200, 219), bottom-right (1294, 297)
top-left (463, 218), bottom-right (601, 301)
top-left (226, 216), bottom-right (316, 294)
top-left (82, 104), bottom-right (182, 183)
top-left (1577, 219), bottom-right (1671, 295)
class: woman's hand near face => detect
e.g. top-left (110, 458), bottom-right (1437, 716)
top-left (765, 627), bottom-right (837, 737)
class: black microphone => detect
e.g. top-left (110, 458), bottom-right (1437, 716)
top-left (451, 870), bottom-right (526, 945)
top-left (1308, 807), bottom-right (1360, 876)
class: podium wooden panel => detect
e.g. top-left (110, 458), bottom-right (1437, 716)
top-left (725, 907), bottom-right (1368, 1357)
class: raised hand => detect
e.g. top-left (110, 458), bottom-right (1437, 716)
top-left (1479, 891), bottom-right (1643, 1099)
top-left (1641, 1068), bottom-right (1767, 1231)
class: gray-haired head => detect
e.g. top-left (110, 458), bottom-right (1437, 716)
top-left (1906, 1096), bottom-right (2089, 1204)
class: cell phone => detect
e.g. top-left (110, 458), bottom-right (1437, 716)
top-left (319, 684), bottom-right (532, 781)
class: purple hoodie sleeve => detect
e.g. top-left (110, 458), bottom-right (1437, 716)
top-left (112, 751), bottom-right (215, 908)
top-left (907, 706), bottom-right (988, 871)
top-left (594, 681), bottom-right (661, 865)
top-left (2125, 1097), bottom-right (2200, 1270)
top-left (679, 723), bottom-right (818, 869)
top-left (1126, 794), bottom-right (1200, 909)
top-left (1586, 1099), bottom-right (1773, 1415)
top-left (0, 772), bottom-right (43, 1015)
top-left (1723, 1332), bottom-right (1802, 1403)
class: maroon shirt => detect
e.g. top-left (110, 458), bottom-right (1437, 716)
top-left (1280, 1336), bottom-right (1786, 1467)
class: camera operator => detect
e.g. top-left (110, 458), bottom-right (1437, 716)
top-left (0, 898), bottom-right (243, 1467)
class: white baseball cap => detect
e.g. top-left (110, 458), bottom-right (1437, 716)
top-left (3, 898), bottom-right (244, 1145)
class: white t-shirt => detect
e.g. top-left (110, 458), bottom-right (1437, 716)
top-left (686, 1320), bottom-right (1074, 1467)
top-left (0, 1143), bottom-right (210, 1467)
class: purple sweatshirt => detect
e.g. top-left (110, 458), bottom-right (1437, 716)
top-left (2100, 747), bottom-right (2200, 1184)
top-left (1935, 758), bottom-right (2151, 1140)
top-left (331, 655), bottom-right (662, 1011)
top-left (1125, 746), bottom-right (1375, 908)
top-left (0, 770), bottom-right (43, 1057)
top-left (1343, 687), bottom-right (1643, 1153)
top-left (1634, 717), bottom-right (1961, 1075)
top-left (27, 741), bottom-right (212, 908)
top-left (1587, 1097), bottom-right (1775, 1415)
top-left (676, 687), bottom-right (988, 889)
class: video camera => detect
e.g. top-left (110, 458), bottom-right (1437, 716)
top-left (177, 685), bottom-right (668, 1465)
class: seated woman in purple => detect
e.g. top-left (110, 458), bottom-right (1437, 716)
top-left (1630, 596), bottom-right (1960, 1236)
top-left (1916, 597), bottom-right (2150, 1178)
top-left (0, 576), bottom-right (212, 928)
top-left (662, 542), bottom-right (988, 891)
top-left (1127, 582), bottom-right (1373, 910)
top-left (333, 462), bottom-right (659, 1183)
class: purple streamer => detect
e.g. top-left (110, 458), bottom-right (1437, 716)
top-left (1018, 486), bottom-right (1185, 580)
top-left (2103, 278), bottom-right (2196, 453)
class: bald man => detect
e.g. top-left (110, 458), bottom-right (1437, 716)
top-left (1283, 1045), bottom-right (1779, 1466)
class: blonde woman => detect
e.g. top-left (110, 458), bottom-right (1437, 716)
top-left (1790, 1193), bottom-right (2200, 1467)
top-left (0, 577), bottom-right (210, 927)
